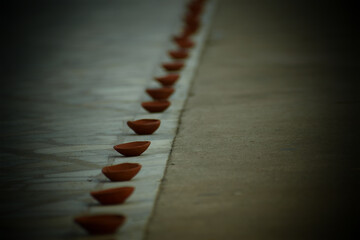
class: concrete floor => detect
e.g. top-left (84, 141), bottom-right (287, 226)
top-left (1, 1), bottom-right (212, 239)
top-left (146, 0), bottom-right (359, 239)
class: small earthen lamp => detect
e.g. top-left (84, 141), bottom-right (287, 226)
top-left (183, 26), bottom-right (198, 37)
top-left (113, 141), bottom-right (150, 156)
top-left (187, 1), bottom-right (204, 14)
top-left (127, 119), bottom-right (161, 135)
top-left (155, 74), bottom-right (179, 87)
top-left (102, 163), bottom-right (142, 181)
top-left (91, 187), bottom-right (135, 205)
top-left (184, 13), bottom-right (200, 26)
top-left (146, 87), bottom-right (175, 100)
top-left (168, 49), bottom-right (189, 59)
top-left (162, 62), bottom-right (184, 71)
top-left (185, 16), bottom-right (201, 28)
top-left (74, 214), bottom-right (126, 235)
top-left (141, 100), bottom-right (171, 113)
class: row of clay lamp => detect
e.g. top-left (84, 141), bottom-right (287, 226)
top-left (74, 0), bottom-right (207, 235)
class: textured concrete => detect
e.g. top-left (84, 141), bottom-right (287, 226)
top-left (146, 0), bottom-right (359, 239)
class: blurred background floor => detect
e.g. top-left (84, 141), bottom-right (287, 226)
top-left (146, 0), bottom-right (359, 239)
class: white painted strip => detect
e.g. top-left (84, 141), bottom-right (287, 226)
top-left (85, 1), bottom-right (218, 239)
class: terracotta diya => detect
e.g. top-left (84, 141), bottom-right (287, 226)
top-left (102, 163), bottom-right (142, 181)
top-left (183, 26), bottom-right (199, 37)
top-left (113, 141), bottom-right (150, 156)
top-left (74, 214), bottom-right (126, 235)
top-left (146, 87), bottom-right (174, 100)
top-left (127, 119), bottom-right (161, 135)
top-left (175, 38), bottom-right (195, 48)
top-left (162, 62), bottom-right (184, 71)
top-left (91, 186), bottom-right (135, 205)
top-left (141, 100), bottom-right (171, 113)
top-left (188, 1), bottom-right (204, 14)
top-left (155, 74), bottom-right (179, 86)
top-left (184, 14), bottom-right (200, 25)
top-left (168, 49), bottom-right (189, 59)
top-left (185, 21), bottom-right (200, 30)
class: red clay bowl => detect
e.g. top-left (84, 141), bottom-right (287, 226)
top-left (74, 214), bottom-right (126, 235)
top-left (102, 163), bottom-right (142, 181)
top-left (127, 119), bottom-right (161, 135)
top-left (113, 141), bottom-right (150, 156)
top-left (187, 2), bottom-right (204, 14)
top-left (146, 87), bottom-right (175, 100)
top-left (141, 100), bottom-right (171, 113)
top-left (168, 49), bottom-right (189, 59)
top-left (162, 62), bottom-right (184, 71)
top-left (155, 74), bottom-right (179, 86)
top-left (90, 187), bottom-right (135, 205)
top-left (175, 39), bottom-right (195, 48)
top-left (184, 12), bottom-right (200, 24)
top-left (185, 21), bottom-right (200, 30)
top-left (184, 24), bottom-right (200, 35)
top-left (185, 19), bottom-right (200, 28)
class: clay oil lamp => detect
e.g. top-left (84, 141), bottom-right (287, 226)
top-left (146, 87), bottom-right (175, 100)
top-left (175, 38), bottom-right (195, 48)
top-left (127, 119), bottom-right (161, 135)
top-left (187, 1), bottom-right (204, 14)
top-left (141, 100), bottom-right (171, 113)
top-left (162, 62), bottom-right (184, 71)
top-left (74, 214), bottom-right (126, 235)
top-left (168, 49), bottom-right (189, 59)
top-left (183, 25), bottom-right (199, 36)
top-left (188, 5), bottom-right (203, 15)
top-left (91, 186), bottom-right (135, 205)
top-left (102, 163), bottom-right (142, 181)
top-left (185, 18), bottom-right (200, 28)
top-left (184, 12), bottom-right (200, 25)
top-left (155, 74), bottom-right (179, 87)
top-left (185, 21), bottom-right (200, 30)
top-left (184, 13), bottom-right (201, 28)
top-left (113, 141), bottom-right (150, 156)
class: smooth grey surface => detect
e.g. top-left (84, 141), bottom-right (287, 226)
top-left (146, 0), bottom-right (359, 239)
top-left (1, 0), bottom-right (212, 239)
